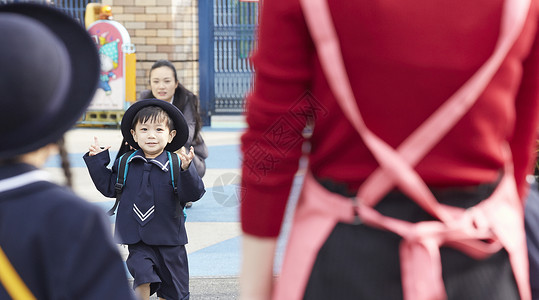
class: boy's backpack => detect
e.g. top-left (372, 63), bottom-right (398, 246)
top-left (107, 150), bottom-right (184, 218)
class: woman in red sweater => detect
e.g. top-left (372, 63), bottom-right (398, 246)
top-left (240, 0), bottom-right (539, 299)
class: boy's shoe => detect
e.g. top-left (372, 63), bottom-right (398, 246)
top-left (186, 202), bottom-right (193, 208)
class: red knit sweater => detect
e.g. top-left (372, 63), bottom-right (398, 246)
top-left (241, 0), bottom-right (539, 237)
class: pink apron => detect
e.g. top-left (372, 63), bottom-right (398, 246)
top-left (273, 0), bottom-right (531, 299)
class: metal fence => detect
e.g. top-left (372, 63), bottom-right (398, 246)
top-left (199, 0), bottom-right (259, 118)
top-left (0, 0), bottom-right (92, 27)
top-left (213, 0), bottom-right (258, 114)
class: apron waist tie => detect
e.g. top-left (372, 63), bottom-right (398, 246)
top-left (356, 198), bottom-right (503, 300)
top-left (289, 171), bottom-right (529, 300)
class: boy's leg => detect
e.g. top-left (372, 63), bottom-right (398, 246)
top-left (127, 243), bottom-right (162, 298)
top-left (155, 245), bottom-right (190, 300)
top-left (135, 283), bottom-right (151, 300)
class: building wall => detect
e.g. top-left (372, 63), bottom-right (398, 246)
top-left (102, 0), bottom-right (200, 98)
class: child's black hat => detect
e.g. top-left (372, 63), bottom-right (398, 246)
top-left (121, 99), bottom-right (189, 152)
top-left (0, 3), bottom-right (100, 159)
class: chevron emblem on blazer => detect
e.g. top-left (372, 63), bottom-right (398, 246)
top-left (133, 204), bottom-right (155, 222)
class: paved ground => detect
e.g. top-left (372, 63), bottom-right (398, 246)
top-left (42, 116), bottom-right (300, 299)
top-left (185, 277), bottom-right (239, 300)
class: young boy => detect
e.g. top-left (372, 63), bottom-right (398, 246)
top-left (84, 99), bottom-right (205, 300)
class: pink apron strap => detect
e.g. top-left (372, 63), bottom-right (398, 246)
top-left (356, 0), bottom-right (531, 208)
top-left (295, 0), bottom-right (531, 300)
top-left (272, 172), bottom-right (354, 300)
top-left (299, 0), bottom-right (530, 220)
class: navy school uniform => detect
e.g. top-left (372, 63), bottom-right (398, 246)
top-left (83, 149), bottom-right (205, 245)
top-left (0, 163), bottom-right (135, 299)
top-left (83, 149), bottom-right (205, 299)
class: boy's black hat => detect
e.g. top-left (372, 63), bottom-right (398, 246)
top-left (121, 99), bottom-right (189, 152)
top-left (0, 3), bottom-right (99, 159)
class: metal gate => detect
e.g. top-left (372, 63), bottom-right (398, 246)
top-left (199, 0), bottom-right (259, 122)
top-left (0, 0), bottom-right (91, 27)
top-left (54, 0), bottom-right (92, 26)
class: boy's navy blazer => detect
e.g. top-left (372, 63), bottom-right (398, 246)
top-left (84, 150), bottom-right (205, 246)
top-left (0, 163), bottom-right (135, 299)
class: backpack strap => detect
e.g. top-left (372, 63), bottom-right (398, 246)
top-left (168, 151), bottom-right (180, 194)
top-left (0, 246), bottom-right (36, 300)
top-left (167, 151), bottom-right (185, 219)
top-left (107, 151), bottom-right (136, 216)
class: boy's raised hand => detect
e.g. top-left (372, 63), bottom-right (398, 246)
top-left (178, 146), bottom-right (195, 170)
top-left (89, 136), bottom-right (111, 156)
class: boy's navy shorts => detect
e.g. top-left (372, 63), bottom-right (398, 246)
top-left (126, 242), bottom-right (189, 300)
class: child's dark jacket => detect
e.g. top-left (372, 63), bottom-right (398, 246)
top-left (84, 150), bottom-right (205, 246)
top-left (0, 163), bottom-right (135, 299)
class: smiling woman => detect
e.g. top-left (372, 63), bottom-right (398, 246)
top-left (150, 65), bottom-right (178, 102)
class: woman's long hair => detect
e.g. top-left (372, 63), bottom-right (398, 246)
top-left (149, 60), bottom-right (203, 143)
top-left (57, 137), bottom-right (72, 188)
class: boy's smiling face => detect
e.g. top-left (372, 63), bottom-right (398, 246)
top-left (131, 113), bottom-right (176, 159)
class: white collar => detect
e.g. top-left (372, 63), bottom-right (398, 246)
top-left (0, 170), bottom-right (52, 194)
